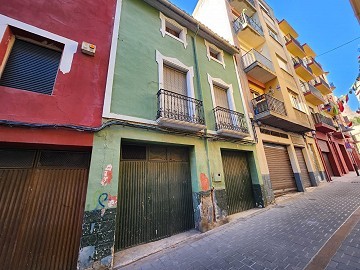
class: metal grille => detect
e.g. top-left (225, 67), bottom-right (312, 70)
top-left (260, 128), bottom-right (288, 138)
top-left (38, 151), bottom-right (90, 167)
top-left (0, 149), bottom-right (36, 168)
top-left (121, 145), bottom-right (146, 160)
top-left (0, 39), bottom-right (62, 95)
top-left (222, 150), bottom-right (254, 215)
top-left (214, 106), bottom-right (249, 133)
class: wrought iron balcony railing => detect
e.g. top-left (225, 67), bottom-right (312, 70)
top-left (252, 94), bottom-right (287, 116)
top-left (242, 49), bottom-right (275, 72)
top-left (284, 34), bottom-right (303, 49)
top-left (292, 57), bottom-right (312, 73)
top-left (310, 76), bottom-right (330, 89)
top-left (233, 13), bottom-right (264, 36)
top-left (156, 89), bottom-right (205, 125)
top-left (213, 106), bottom-right (249, 133)
top-left (300, 82), bottom-right (325, 101)
top-left (312, 112), bottom-right (335, 127)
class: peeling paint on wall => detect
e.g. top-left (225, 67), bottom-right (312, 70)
top-left (200, 173), bottom-right (210, 191)
top-left (100, 164), bottom-right (113, 186)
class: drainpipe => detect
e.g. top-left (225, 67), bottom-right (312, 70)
top-left (192, 24), bottom-right (212, 187)
top-left (192, 24), bottom-right (217, 223)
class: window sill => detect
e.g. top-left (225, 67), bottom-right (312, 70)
top-left (209, 56), bottom-right (226, 68)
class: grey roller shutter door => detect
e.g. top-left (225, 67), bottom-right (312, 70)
top-left (0, 39), bottom-right (61, 95)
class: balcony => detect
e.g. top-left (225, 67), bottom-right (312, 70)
top-left (330, 82), bottom-right (336, 91)
top-left (301, 82), bottom-right (325, 106)
top-left (312, 112), bottom-right (336, 133)
top-left (252, 94), bottom-right (312, 133)
top-left (306, 57), bottom-right (323, 76)
top-left (233, 14), bottom-right (265, 48)
top-left (284, 34), bottom-right (306, 58)
top-left (213, 106), bottom-right (249, 138)
top-left (292, 57), bottom-right (314, 81)
top-left (310, 77), bottom-right (332, 95)
top-left (229, 0), bottom-right (256, 17)
top-left (156, 89), bottom-right (205, 132)
top-left (242, 49), bottom-right (276, 83)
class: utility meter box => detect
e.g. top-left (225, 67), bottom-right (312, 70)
top-left (81, 41), bottom-right (96, 56)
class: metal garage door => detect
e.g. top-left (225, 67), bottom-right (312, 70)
top-left (322, 152), bottom-right (334, 176)
top-left (222, 150), bottom-right (254, 215)
top-left (116, 144), bottom-right (194, 250)
top-left (295, 147), bottom-right (312, 188)
top-left (264, 144), bottom-right (297, 195)
top-left (0, 149), bottom-right (90, 270)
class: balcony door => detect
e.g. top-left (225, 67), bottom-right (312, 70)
top-left (163, 65), bottom-right (189, 120)
top-left (214, 84), bottom-right (232, 128)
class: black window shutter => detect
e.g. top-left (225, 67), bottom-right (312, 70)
top-left (0, 39), bottom-right (62, 95)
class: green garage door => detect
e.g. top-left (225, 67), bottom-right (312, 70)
top-left (116, 144), bottom-right (194, 250)
top-left (221, 150), bottom-right (254, 215)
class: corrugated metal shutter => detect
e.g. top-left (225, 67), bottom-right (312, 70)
top-left (322, 152), bottom-right (334, 176)
top-left (0, 39), bottom-right (61, 95)
top-left (163, 65), bottom-right (187, 96)
top-left (318, 140), bottom-right (330, 152)
top-left (214, 84), bottom-right (229, 109)
top-left (117, 145), bottom-right (193, 250)
top-left (0, 149), bottom-right (89, 270)
top-left (264, 144), bottom-right (297, 195)
top-left (222, 150), bottom-right (254, 215)
top-left (295, 147), bottom-right (312, 188)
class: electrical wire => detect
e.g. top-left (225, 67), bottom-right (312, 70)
top-left (317, 36), bottom-right (360, 57)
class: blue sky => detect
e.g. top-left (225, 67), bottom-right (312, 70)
top-left (170, 0), bottom-right (360, 111)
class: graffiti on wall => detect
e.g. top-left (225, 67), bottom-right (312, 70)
top-left (200, 173), bottom-right (210, 191)
top-left (95, 164), bottom-right (117, 215)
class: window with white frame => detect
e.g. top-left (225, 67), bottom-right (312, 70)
top-left (277, 55), bottom-right (290, 73)
top-left (204, 40), bottom-right (225, 68)
top-left (159, 13), bottom-right (188, 48)
top-left (268, 25), bottom-right (279, 42)
top-left (0, 15), bottom-right (77, 94)
top-left (289, 90), bottom-right (303, 111)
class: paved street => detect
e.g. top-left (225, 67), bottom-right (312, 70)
top-left (121, 173), bottom-right (360, 270)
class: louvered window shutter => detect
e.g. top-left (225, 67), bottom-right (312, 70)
top-left (163, 65), bottom-right (187, 96)
top-left (214, 84), bottom-right (229, 109)
top-left (0, 39), bottom-right (62, 95)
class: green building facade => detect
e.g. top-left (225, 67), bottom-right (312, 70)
top-left (78, 0), bottom-right (265, 268)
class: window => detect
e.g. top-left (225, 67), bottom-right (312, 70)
top-left (163, 65), bottom-right (187, 96)
top-left (159, 13), bottom-right (188, 48)
top-left (204, 40), bottom-right (225, 68)
top-left (277, 55), bottom-right (289, 73)
top-left (268, 26), bottom-right (279, 43)
top-left (289, 90), bottom-right (303, 111)
top-left (0, 27), bottom-right (63, 95)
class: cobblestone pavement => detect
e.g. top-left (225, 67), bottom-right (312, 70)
top-left (121, 174), bottom-right (360, 270)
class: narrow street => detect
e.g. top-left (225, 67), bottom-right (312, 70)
top-left (120, 174), bottom-right (360, 270)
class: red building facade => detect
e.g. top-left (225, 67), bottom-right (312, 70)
top-left (0, 1), bottom-right (116, 269)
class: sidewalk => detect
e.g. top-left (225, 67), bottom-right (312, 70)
top-left (116, 172), bottom-right (360, 270)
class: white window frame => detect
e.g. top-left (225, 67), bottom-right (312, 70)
top-left (207, 74), bottom-right (235, 111)
top-left (204, 40), bottom-right (225, 68)
top-left (159, 13), bottom-right (188, 48)
top-left (290, 92), bottom-right (304, 112)
top-left (0, 15), bottom-right (77, 75)
top-left (156, 50), bottom-right (194, 98)
top-left (277, 54), bottom-right (290, 73)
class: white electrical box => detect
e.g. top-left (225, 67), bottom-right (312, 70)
top-left (213, 173), bottom-right (222, 182)
top-left (81, 41), bottom-right (96, 56)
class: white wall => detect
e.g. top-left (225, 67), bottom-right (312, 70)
top-left (193, 0), bottom-right (235, 46)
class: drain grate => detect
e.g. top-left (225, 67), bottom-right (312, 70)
top-left (351, 181), bottom-right (360, 184)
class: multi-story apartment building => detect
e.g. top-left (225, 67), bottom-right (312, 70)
top-left (278, 19), bottom-right (358, 178)
top-left (0, 0), bottom-right (117, 269)
top-left (78, 0), bottom-right (264, 268)
top-left (194, 0), bottom-right (322, 201)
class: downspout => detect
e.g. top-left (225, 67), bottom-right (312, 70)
top-left (192, 24), bottom-right (216, 222)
